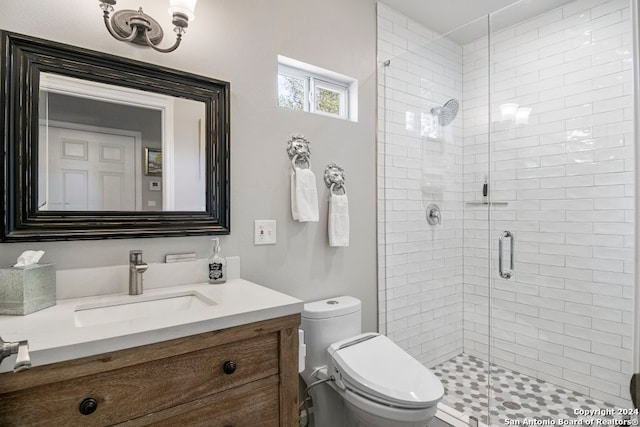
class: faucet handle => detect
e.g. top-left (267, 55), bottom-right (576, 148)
top-left (130, 250), bottom-right (143, 263)
top-left (0, 336), bottom-right (31, 372)
top-left (14, 341), bottom-right (31, 372)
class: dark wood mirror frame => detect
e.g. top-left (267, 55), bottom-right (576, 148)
top-left (0, 31), bottom-right (230, 242)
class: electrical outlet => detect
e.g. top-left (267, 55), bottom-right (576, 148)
top-left (254, 220), bottom-right (277, 245)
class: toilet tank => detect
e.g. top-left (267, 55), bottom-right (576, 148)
top-left (301, 296), bottom-right (361, 376)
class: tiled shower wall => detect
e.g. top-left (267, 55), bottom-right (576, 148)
top-left (463, 0), bottom-right (634, 407)
top-left (377, 3), bottom-right (465, 368)
top-left (378, 0), bottom-right (634, 407)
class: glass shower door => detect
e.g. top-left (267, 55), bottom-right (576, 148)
top-left (487, 0), bottom-right (636, 424)
top-left (377, 4), bottom-right (493, 423)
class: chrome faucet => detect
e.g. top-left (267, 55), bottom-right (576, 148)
top-left (129, 250), bottom-right (148, 295)
top-left (0, 336), bottom-right (31, 372)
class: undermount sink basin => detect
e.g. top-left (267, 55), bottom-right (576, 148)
top-left (74, 291), bottom-right (217, 327)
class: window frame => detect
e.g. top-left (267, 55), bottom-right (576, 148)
top-left (311, 77), bottom-right (348, 118)
top-left (277, 61), bottom-right (352, 121)
top-left (278, 67), bottom-right (309, 112)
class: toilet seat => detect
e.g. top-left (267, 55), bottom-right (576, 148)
top-left (328, 333), bottom-right (444, 409)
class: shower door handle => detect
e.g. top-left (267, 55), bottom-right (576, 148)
top-left (499, 231), bottom-right (514, 279)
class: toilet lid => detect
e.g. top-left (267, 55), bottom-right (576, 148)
top-left (328, 333), bottom-right (444, 409)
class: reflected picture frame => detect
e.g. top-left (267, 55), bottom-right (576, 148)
top-left (145, 148), bottom-right (162, 176)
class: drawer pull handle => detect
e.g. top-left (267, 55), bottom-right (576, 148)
top-left (79, 398), bottom-right (98, 415)
top-left (223, 360), bottom-right (237, 375)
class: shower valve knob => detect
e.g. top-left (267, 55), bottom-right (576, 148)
top-left (426, 204), bottom-right (441, 226)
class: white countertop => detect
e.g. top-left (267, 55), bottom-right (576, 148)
top-left (0, 279), bottom-right (303, 373)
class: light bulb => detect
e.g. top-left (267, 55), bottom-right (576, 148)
top-left (169, 0), bottom-right (197, 21)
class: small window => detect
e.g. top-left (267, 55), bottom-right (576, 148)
top-left (313, 80), bottom-right (345, 117)
top-left (277, 56), bottom-right (357, 122)
top-left (278, 72), bottom-right (306, 111)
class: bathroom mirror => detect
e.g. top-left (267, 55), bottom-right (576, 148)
top-left (0, 31), bottom-right (230, 241)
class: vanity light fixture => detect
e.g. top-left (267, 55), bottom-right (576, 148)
top-left (99, 0), bottom-right (197, 53)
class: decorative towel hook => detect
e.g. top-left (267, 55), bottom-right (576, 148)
top-left (286, 134), bottom-right (311, 168)
top-left (324, 163), bottom-right (346, 194)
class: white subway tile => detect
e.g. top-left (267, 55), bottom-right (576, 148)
top-left (593, 270), bottom-right (633, 286)
top-left (592, 294), bottom-right (633, 311)
top-left (565, 279), bottom-right (623, 297)
top-left (592, 20), bottom-right (631, 42)
top-left (539, 265), bottom-right (593, 281)
top-left (540, 175), bottom-right (594, 188)
top-left (539, 351), bottom-right (591, 375)
top-left (591, 0), bottom-right (627, 19)
top-left (564, 61), bottom-right (622, 84)
top-left (565, 324), bottom-right (622, 347)
top-left (563, 370), bottom-right (621, 396)
top-left (592, 318), bottom-right (632, 337)
top-left (566, 256), bottom-right (624, 272)
top-left (566, 301), bottom-right (623, 322)
top-left (593, 222), bottom-right (633, 235)
top-left (517, 166), bottom-right (566, 179)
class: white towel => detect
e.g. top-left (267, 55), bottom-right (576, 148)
top-left (329, 192), bottom-right (349, 247)
top-left (290, 170), bottom-right (299, 220)
top-left (291, 167), bottom-right (319, 222)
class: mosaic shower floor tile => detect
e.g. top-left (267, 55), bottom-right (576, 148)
top-left (431, 354), bottom-right (634, 426)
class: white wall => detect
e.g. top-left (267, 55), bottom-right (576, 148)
top-left (173, 98), bottom-right (206, 211)
top-left (0, 0), bottom-right (378, 331)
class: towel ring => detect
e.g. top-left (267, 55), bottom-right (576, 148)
top-left (330, 183), bottom-right (347, 195)
top-left (324, 163), bottom-right (346, 194)
top-left (286, 134), bottom-right (311, 169)
top-left (291, 154), bottom-right (311, 169)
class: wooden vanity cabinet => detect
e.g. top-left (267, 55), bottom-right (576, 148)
top-left (0, 314), bottom-right (300, 427)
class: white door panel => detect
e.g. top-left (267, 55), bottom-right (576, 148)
top-left (62, 170), bottom-right (88, 210)
top-left (45, 127), bottom-right (137, 211)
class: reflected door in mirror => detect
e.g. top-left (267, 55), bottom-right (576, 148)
top-left (41, 125), bottom-right (139, 211)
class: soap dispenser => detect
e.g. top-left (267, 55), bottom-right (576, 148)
top-left (208, 238), bottom-right (227, 284)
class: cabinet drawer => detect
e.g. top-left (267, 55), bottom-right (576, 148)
top-left (121, 376), bottom-right (280, 427)
top-left (0, 333), bottom-right (279, 426)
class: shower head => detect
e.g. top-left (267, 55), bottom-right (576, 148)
top-left (431, 98), bottom-right (459, 126)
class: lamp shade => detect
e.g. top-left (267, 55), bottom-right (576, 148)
top-left (169, 0), bottom-right (197, 21)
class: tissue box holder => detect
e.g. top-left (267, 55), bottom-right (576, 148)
top-left (0, 264), bottom-right (56, 315)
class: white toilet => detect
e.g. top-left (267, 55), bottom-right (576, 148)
top-left (300, 296), bottom-right (444, 427)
